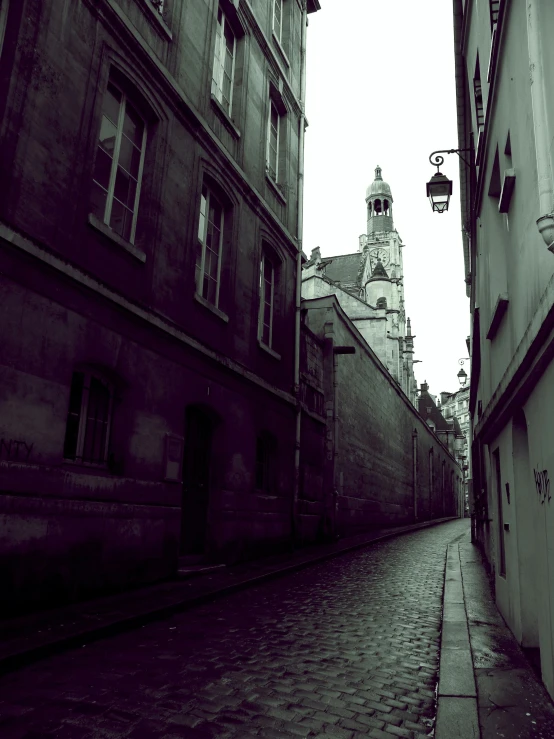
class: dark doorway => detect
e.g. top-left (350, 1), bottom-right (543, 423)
top-left (181, 406), bottom-right (215, 555)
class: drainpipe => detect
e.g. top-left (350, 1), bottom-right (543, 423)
top-left (527, 0), bottom-right (554, 250)
top-left (292, 1), bottom-right (308, 545)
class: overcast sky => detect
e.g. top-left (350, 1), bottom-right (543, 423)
top-left (303, 0), bottom-right (470, 397)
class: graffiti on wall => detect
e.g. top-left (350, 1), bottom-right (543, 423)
top-left (0, 439), bottom-right (34, 461)
top-left (534, 468), bottom-right (551, 505)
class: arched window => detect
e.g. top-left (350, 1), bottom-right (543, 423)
top-left (259, 249), bottom-right (276, 347)
top-left (91, 76), bottom-right (148, 244)
top-left (376, 297), bottom-right (387, 309)
top-left (368, 202), bottom-right (372, 216)
top-left (384, 199), bottom-right (389, 216)
top-left (196, 182), bottom-right (226, 307)
top-left (211, 5), bottom-right (237, 115)
top-left (374, 198), bottom-right (382, 214)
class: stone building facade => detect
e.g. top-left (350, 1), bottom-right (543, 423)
top-left (301, 168), bottom-right (418, 404)
top-left (453, 0), bottom-right (554, 698)
top-left (298, 296), bottom-right (462, 538)
top-left (0, 0), bottom-right (320, 613)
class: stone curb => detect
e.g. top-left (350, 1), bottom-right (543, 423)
top-left (436, 542), bottom-right (480, 739)
top-left (0, 516), bottom-right (459, 675)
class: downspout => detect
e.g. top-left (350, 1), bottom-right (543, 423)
top-left (527, 0), bottom-right (554, 250)
top-left (292, 1), bottom-right (308, 544)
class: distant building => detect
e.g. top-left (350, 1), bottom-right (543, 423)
top-left (302, 167), bottom-right (418, 404)
top-left (0, 0), bottom-right (321, 612)
top-left (438, 386), bottom-right (471, 514)
top-left (453, 0), bottom-right (554, 699)
top-left (417, 382), bottom-right (466, 479)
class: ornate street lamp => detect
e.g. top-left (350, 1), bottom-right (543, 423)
top-left (457, 357), bottom-right (470, 387)
top-left (426, 148), bottom-right (473, 213)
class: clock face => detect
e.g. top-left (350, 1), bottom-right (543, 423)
top-left (369, 247), bottom-right (389, 267)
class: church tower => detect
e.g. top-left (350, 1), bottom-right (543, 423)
top-left (359, 166), bottom-right (417, 401)
top-left (302, 166), bottom-right (418, 405)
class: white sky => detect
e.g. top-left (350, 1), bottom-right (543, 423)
top-left (303, 0), bottom-right (471, 397)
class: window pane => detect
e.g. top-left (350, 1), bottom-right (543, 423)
top-left (104, 84), bottom-right (122, 125)
top-left (198, 192), bottom-right (207, 241)
top-left (90, 182), bottom-right (108, 222)
top-left (82, 377), bottom-right (110, 464)
top-left (118, 135), bottom-right (141, 178)
top-left (93, 147), bottom-right (113, 190)
top-left (110, 198), bottom-right (133, 241)
top-left (98, 116), bottom-right (117, 156)
top-left (206, 275), bottom-right (217, 304)
top-left (207, 248), bottom-right (219, 280)
top-left (63, 372), bottom-right (84, 460)
top-left (123, 102), bottom-right (144, 147)
top-left (114, 166), bottom-right (137, 209)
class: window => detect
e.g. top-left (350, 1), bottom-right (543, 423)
top-left (255, 432), bottom-right (277, 493)
top-left (272, 0), bottom-right (283, 42)
top-left (0, 0), bottom-right (8, 59)
top-left (473, 57), bottom-right (485, 132)
top-left (259, 253), bottom-right (276, 347)
top-left (196, 184), bottom-right (224, 307)
top-left (489, 0), bottom-right (500, 29)
top-left (267, 100), bottom-right (280, 181)
top-left (212, 6), bottom-right (236, 115)
top-left (91, 80), bottom-right (147, 243)
top-left (63, 371), bottom-right (113, 465)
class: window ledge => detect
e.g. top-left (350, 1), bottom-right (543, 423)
top-left (137, 0), bottom-right (173, 41)
top-left (210, 94), bottom-right (241, 139)
top-left (62, 458), bottom-right (109, 471)
top-left (88, 214), bottom-right (147, 264)
top-left (258, 339), bottom-right (281, 360)
top-left (271, 32), bottom-right (290, 68)
top-left (486, 293), bottom-right (509, 340)
top-left (194, 292), bottom-right (229, 323)
top-left (265, 172), bottom-right (287, 205)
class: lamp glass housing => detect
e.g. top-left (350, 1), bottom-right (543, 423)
top-left (457, 367), bottom-right (468, 387)
top-left (427, 171), bottom-right (453, 213)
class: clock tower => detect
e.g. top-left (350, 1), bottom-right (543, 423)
top-left (358, 166), bottom-right (417, 403)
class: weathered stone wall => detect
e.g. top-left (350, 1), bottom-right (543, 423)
top-left (0, 0), bottom-right (315, 612)
top-left (303, 296), bottom-right (461, 537)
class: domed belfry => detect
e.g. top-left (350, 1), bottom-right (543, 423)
top-left (366, 165), bottom-right (394, 236)
top-left (302, 166), bottom-right (419, 406)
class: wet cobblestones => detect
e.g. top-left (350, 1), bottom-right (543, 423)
top-left (0, 520), bottom-right (469, 738)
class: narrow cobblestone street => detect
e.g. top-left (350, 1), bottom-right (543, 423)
top-left (0, 520), bottom-right (469, 739)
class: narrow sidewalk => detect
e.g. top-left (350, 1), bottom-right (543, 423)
top-left (1, 516), bottom-right (458, 675)
top-left (436, 530), bottom-right (554, 739)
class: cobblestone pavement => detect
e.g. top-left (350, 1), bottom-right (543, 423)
top-left (0, 520), bottom-right (469, 739)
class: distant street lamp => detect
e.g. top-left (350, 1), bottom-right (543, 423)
top-left (426, 148), bottom-right (473, 213)
top-left (457, 357), bottom-right (470, 387)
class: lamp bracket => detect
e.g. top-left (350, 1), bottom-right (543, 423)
top-left (429, 148), bottom-right (473, 171)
